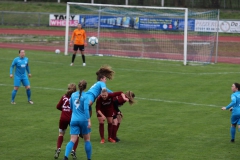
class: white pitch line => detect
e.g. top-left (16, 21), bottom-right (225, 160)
top-left (138, 97), bottom-right (220, 107)
top-left (13, 63), bottom-right (240, 74)
top-left (0, 83), bottom-right (220, 108)
top-left (1, 57), bottom-right (239, 75)
top-left (0, 83), bottom-right (65, 91)
top-left (116, 68), bottom-right (240, 75)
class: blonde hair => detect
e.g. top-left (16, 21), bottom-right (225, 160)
top-left (66, 83), bottom-right (77, 97)
top-left (101, 88), bottom-right (108, 94)
top-left (96, 65), bottom-right (115, 80)
top-left (125, 91), bottom-right (135, 105)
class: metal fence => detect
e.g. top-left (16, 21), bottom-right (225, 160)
top-left (0, 11), bottom-right (239, 64)
top-left (0, 11), bottom-right (50, 27)
top-left (0, 0), bottom-right (240, 9)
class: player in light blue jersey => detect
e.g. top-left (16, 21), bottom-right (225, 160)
top-left (9, 50), bottom-right (33, 104)
top-left (63, 80), bottom-right (92, 160)
top-left (222, 82), bottom-right (240, 143)
top-left (86, 65), bottom-right (114, 117)
top-left (86, 74), bottom-right (112, 105)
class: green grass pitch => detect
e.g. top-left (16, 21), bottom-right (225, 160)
top-left (0, 48), bottom-right (239, 160)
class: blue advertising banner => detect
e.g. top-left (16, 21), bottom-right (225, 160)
top-left (79, 15), bottom-right (195, 31)
top-left (79, 15), bottom-right (122, 28)
top-left (134, 17), bottom-right (195, 31)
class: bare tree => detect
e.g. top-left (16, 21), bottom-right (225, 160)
top-left (174, 0), bottom-right (186, 7)
top-left (174, 0), bottom-right (179, 6)
top-left (138, 0), bottom-right (144, 5)
top-left (211, 0), bottom-right (220, 8)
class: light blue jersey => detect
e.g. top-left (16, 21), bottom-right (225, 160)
top-left (10, 56), bottom-right (30, 87)
top-left (85, 81), bottom-right (112, 102)
top-left (226, 91), bottom-right (240, 115)
top-left (69, 91), bottom-right (90, 135)
top-left (10, 57), bottom-right (30, 78)
top-left (70, 91), bottom-right (90, 121)
top-left (65, 92), bottom-right (92, 160)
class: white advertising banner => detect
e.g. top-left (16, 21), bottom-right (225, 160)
top-left (219, 21), bottom-right (240, 33)
top-left (195, 20), bottom-right (240, 33)
top-left (49, 14), bottom-right (79, 26)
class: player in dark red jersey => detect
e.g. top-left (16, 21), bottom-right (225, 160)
top-left (112, 91), bottom-right (135, 142)
top-left (54, 83), bottom-right (79, 159)
top-left (95, 89), bottom-right (128, 143)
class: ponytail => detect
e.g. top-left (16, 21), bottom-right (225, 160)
top-left (76, 80), bottom-right (87, 104)
top-left (125, 91), bottom-right (135, 105)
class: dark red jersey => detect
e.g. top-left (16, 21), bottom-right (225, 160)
top-left (56, 95), bottom-right (72, 121)
top-left (113, 95), bottom-right (127, 107)
top-left (113, 95), bottom-right (128, 114)
top-left (96, 92), bottom-right (123, 112)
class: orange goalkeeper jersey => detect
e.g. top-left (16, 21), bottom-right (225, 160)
top-left (71, 29), bottom-right (86, 45)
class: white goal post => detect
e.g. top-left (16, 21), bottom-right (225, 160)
top-left (64, 3), bottom-right (217, 65)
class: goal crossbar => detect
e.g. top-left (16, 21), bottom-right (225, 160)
top-left (64, 3), bottom-right (189, 65)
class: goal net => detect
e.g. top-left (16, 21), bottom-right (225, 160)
top-left (65, 3), bottom-right (218, 65)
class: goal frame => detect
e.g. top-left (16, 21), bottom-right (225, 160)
top-left (64, 2), bottom-right (188, 65)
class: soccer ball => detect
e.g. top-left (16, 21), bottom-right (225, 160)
top-left (88, 36), bottom-right (98, 46)
top-left (55, 49), bottom-right (60, 54)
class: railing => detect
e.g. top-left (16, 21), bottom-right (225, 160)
top-left (0, 0), bottom-right (240, 9)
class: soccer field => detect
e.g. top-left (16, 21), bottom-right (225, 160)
top-left (0, 48), bottom-right (239, 160)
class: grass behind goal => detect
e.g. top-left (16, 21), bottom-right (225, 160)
top-left (0, 49), bottom-right (240, 160)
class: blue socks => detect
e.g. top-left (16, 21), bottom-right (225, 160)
top-left (26, 89), bottom-right (31, 101)
top-left (64, 140), bottom-right (91, 159)
top-left (85, 141), bottom-right (92, 159)
top-left (11, 89), bottom-right (32, 102)
top-left (11, 89), bottom-right (17, 102)
top-left (230, 126), bottom-right (236, 140)
top-left (64, 141), bottom-right (74, 158)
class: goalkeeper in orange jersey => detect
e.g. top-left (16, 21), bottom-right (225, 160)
top-left (69, 23), bottom-right (87, 67)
